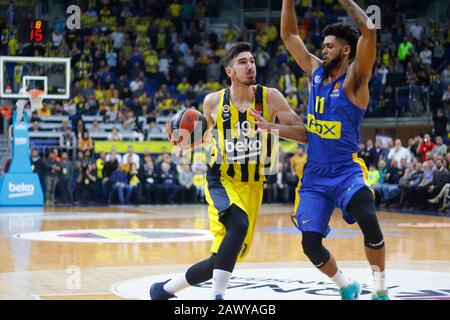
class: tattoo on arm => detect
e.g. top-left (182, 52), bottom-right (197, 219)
top-left (338, 0), bottom-right (373, 32)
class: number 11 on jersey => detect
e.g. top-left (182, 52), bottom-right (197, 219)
top-left (315, 96), bottom-right (325, 114)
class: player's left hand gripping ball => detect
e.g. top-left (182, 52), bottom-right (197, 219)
top-left (167, 108), bottom-right (208, 149)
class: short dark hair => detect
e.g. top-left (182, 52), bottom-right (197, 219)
top-left (323, 23), bottom-right (359, 60)
top-left (222, 42), bottom-right (253, 68)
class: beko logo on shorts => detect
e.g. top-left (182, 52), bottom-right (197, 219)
top-left (8, 182), bottom-right (35, 198)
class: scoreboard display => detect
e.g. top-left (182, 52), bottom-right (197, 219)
top-left (19, 19), bottom-right (48, 43)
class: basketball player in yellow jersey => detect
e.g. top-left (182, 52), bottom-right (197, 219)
top-left (150, 42), bottom-right (307, 300)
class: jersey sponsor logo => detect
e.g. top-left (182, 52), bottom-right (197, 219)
top-left (313, 75), bottom-right (321, 85)
top-left (330, 82), bottom-right (341, 97)
top-left (222, 104), bottom-right (231, 121)
top-left (224, 137), bottom-right (262, 161)
top-left (255, 103), bottom-right (263, 113)
top-left (306, 114), bottom-right (341, 139)
top-left (222, 104), bottom-right (230, 113)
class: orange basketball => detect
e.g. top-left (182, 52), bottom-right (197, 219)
top-left (167, 108), bottom-right (207, 148)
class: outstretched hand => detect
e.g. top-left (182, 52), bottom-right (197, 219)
top-left (248, 108), bottom-right (272, 133)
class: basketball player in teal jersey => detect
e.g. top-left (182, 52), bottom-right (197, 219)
top-left (251, 0), bottom-right (388, 300)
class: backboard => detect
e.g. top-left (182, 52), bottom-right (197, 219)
top-left (0, 56), bottom-right (71, 100)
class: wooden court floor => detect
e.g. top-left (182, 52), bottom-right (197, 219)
top-left (0, 204), bottom-right (449, 300)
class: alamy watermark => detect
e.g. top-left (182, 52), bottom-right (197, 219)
top-left (66, 265), bottom-right (81, 290)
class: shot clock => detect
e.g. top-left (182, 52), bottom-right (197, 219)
top-left (19, 19), bottom-right (48, 43)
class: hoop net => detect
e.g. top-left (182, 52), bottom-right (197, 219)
top-left (26, 89), bottom-right (45, 112)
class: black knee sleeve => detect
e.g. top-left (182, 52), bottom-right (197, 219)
top-left (215, 204), bottom-right (249, 272)
top-left (301, 232), bottom-right (331, 269)
top-left (347, 188), bottom-right (385, 249)
top-left (186, 254), bottom-right (216, 286)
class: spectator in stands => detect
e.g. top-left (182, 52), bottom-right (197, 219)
top-left (365, 139), bottom-right (375, 167)
top-left (122, 145), bottom-right (140, 169)
top-left (106, 146), bottom-right (122, 163)
top-left (273, 163), bottom-right (289, 203)
top-left (417, 134), bottom-right (436, 162)
top-left (44, 150), bottom-right (61, 206)
top-left (433, 109), bottom-right (448, 142)
top-left (95, 151), bottom-right (105, 185)
top-left (357, 142), bottom-right (370, 167)
top-left (432, 136), bottom-right (447, 156)
top-left (430, 74), bottom-right (444, 113)
top-left (75, 119), bottom-right (85, 138)
top-left (289, 147), bottom-right (307, 177)
top-left (372, 139), bottom-right (385, 167)
top-left (31, 149), bottom-right (45, 189)
top-left (31, 121), bottom-right (40, 132)
top-left (417, 159), bottom-right (449, 210)
top-left (129, 76), bottom-right (145, 97)
top-left (59, 152), bottom-right (73, 204)
top-left (278, 64), bottom-right (297, 95)
top-left (140, 157), bottom-right (160, 204)
top-left (37, 103), bottom-right (51, 117)
top-left (178, 163), bottom-right (195, 203)
top-left (160, 161), bottom-right (179, 204)
top-left (30, 112), bottom-right (41, 123)
top-left (78, 131), bottom-right (94, 157)
top-left (58, 119), bottom-right (71, 133)
top-left (63, 99), bottom-right (76, 116)
top-left (388, 139), bottom-right (412, 168)
top-left (397, 36), bottom-right (414, 63)
top-left (379, 159), bottom-right (404, 207)
top-left (368, 164), bottom-right (380, 187)
top-left (75, 162), bottom-right (97, 205)
top-left (109, 165), bottom-right (133, 205)
top-left (90, 119), bottom-right (103, 133)
top-left (255, 46), bottom-right (270, 83)
top-left (406, 160), bottom-right (434, 209)
top-left (127, 160), bottom-right (142, 205)
top-left (442, 85), bottom-right (450, 110)
top-left (148, 122), bottom-right (162, 137)
top-left (399, 161), bottom-right (424, 208)
top-left (101, 151), bottom-right (118, 200)
top-left (108, 127), bottom-right (123, 141)
top-left (51, 148), bottom-right (61, 162)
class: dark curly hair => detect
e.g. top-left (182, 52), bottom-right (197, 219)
top-left (323, 23), bottom-right (360, 61)
top-left (222, 42), bottom-right (253, 68)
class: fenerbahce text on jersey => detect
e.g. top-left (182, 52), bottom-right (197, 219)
top-left (306, 65), bottom-right (365, 162)
top-left (209, 85), bottom-right (277, 183)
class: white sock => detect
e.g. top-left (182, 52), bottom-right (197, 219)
top-left (330, 269), bottom-right (351, 289)
top-left (372, 270), bottom-right (386, 291)
top-left (163, 274), bottom-right (190, 295)
top-left (212, 269), bottom-right (232, 299)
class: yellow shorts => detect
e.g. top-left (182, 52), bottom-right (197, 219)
top-left (204, 172), bottom-right (264, 262)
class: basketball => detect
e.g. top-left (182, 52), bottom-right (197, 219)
top-left (168, 108), bottom-right (208, 148)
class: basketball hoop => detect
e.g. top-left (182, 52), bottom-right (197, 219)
top-left (26, 89), bottom-right (45, 112)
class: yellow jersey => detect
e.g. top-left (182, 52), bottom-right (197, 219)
top-left (209, 85), bottom-right (276, 183)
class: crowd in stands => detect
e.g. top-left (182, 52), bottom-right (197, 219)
top-left (0, 1), bottom-right (449, 213)
top-left (28, 143), bottom-right (307, 207)
top-left (22, 131), bottom-right (450, 215)
top-left (361, 133), bottom-right (450, 214)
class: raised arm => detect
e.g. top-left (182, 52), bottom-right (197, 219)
top-left (281, 0), bottom-right (321, 77)
top-left (339, 0), bottom-right (377, 108)
top-left (249, 88), bottom-right (307, 144)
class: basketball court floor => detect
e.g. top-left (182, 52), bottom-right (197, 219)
top-left (0, 204), bottom-right (449, 300)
